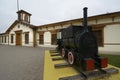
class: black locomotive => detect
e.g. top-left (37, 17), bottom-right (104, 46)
top-left (57, 7), bottom-right (108, 71)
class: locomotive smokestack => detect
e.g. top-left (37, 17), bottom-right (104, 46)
top-left (83, 7), bottom-right (88, 28)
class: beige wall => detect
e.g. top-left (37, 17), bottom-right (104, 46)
top-left (55, 25), bottom-right (62, 29)
top-left (9, 23), bottom-right (33, 46)
top-left (44, 31), bottom-right (51, 46)
top-left (1, 12), bottom-right (120, 52)
top-left (0, 35), bottom-right (8, 45)
top-left (99, 24), bottom-right (120, 52)
top-left (114, 16), bottom-right (120, 22)
top-left (97, 18), bottom-right (112, 24)
top-left (0, 36), bottom-right (2, 44)
top-left (88, 20), bottom-right (96, 25)
top-left (62, 24), bottom-right (71, 28)
top-left (104, 24), bottom-right (120, 43)
top-left (36, 15), bottom-right (120, 50)
top-left (72, 22), bottom-right (82, 26)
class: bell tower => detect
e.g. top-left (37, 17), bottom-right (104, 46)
top-left (17, 10), bottom-right (32, 24)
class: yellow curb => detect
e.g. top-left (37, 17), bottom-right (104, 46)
top-left (44, 50), bottom-right (120, 80)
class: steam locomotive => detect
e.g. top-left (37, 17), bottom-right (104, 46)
top-left (57, 7), bottom-right (108, 71)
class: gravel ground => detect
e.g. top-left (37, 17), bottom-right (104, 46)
top-left (0, 45), bottom-right (51, 80)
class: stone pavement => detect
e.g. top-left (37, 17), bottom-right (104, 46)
top-left (0, 45), bottom-right (119, 80)
top-left (0, 45), bottom-right (51, 80)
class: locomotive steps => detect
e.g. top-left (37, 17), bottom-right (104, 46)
top-left (43, 50), bottom-right (120, 80)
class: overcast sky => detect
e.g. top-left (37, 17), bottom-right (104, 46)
top-left (0, 0), bottom-right (120, 33)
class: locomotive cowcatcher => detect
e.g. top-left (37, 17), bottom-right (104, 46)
top-left (56, 7), bottom-right (108, 71)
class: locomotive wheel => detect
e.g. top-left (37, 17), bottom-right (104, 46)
top-left (68, 51), bottom-right (74, 65)
top-left (61, 48), bottom-right (66, 57)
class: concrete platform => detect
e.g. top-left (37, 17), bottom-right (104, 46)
top-left (44, 50), bottom-right (120, 80)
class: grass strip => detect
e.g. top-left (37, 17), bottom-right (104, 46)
top-left (100, 54), bottom-right (120, 68)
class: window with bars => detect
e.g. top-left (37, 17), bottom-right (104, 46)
top-left (51, 34), bottom-right (57, 45)
top-left (25, 14), bottom-right (28, 22)
top-left (39, 35), bottom-right (43, 44)
top-left (25, 33), bottom-right (29, 44)
top-left (5, 36), bottom-right (6, 43)
top-left (2, 36), bottom-right (3, 43)
top-left (11, 34), bottom-right (14, 43)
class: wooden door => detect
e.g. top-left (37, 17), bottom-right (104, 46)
top-left (51, 34), bottom-right (57, 45)
top-left (39, 34), bottom-right (44, 44)
top-left (93, 30), bottom-right (103, 46)
top-left (16, 33), bottom-right (22, 46)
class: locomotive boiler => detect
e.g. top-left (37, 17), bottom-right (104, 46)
top-left (57, 7), bottom-right (108, 71)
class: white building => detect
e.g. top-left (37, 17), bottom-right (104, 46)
top-left (0, 10), bottom-right (35, 47)
top-left (0, 10), bottom-right (120, 52)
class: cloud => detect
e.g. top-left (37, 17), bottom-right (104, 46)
top-left (0, 0), bottom-right (120, 33)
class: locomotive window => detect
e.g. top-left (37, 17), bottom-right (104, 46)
top-left (52, 34), bottom-right (57, 45)
top-left (39, 35), bottom-right (44, 44)
top-left (93, 30), bottom-right (103, 46)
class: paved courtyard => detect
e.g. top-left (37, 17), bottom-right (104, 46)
top-left (0, 45), bottom-right (50, 80)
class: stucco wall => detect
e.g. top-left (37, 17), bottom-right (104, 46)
top-left (97, 18), bottom-right (112, 24)
top-left (1, 11), bottom-right (120, 52)
top-left (44, 31), bottom-right (51, 46)
top-left (72, 22), bottom-right (82, 26)
top-left (48, 27), bottom-right (54, 30)
top-left (104, 24), bottom-right (120, 43)
top-left (55, 25), bottom-right (62, 29)
top-left (36, 32), bottom-right (40, 46)
top-left (0, 36), bottom-right (2, 44)
top-left (114, 16), bottom-right (120, 22)
top-left (0, 35), bottom-right (8, 45)
top-left (9, 23), bottom-right (33, 46)
top-left (62, 24), bottom-right (71, 28)
top-left (99, 24), bottom-right (120, 52)
top-left (88, 20), bottom-right (96, 25)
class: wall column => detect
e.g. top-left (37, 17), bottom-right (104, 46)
top-left (8, 35), bottom-right (9, 45)
top-left (33, 28), bottom-right (36, 47)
